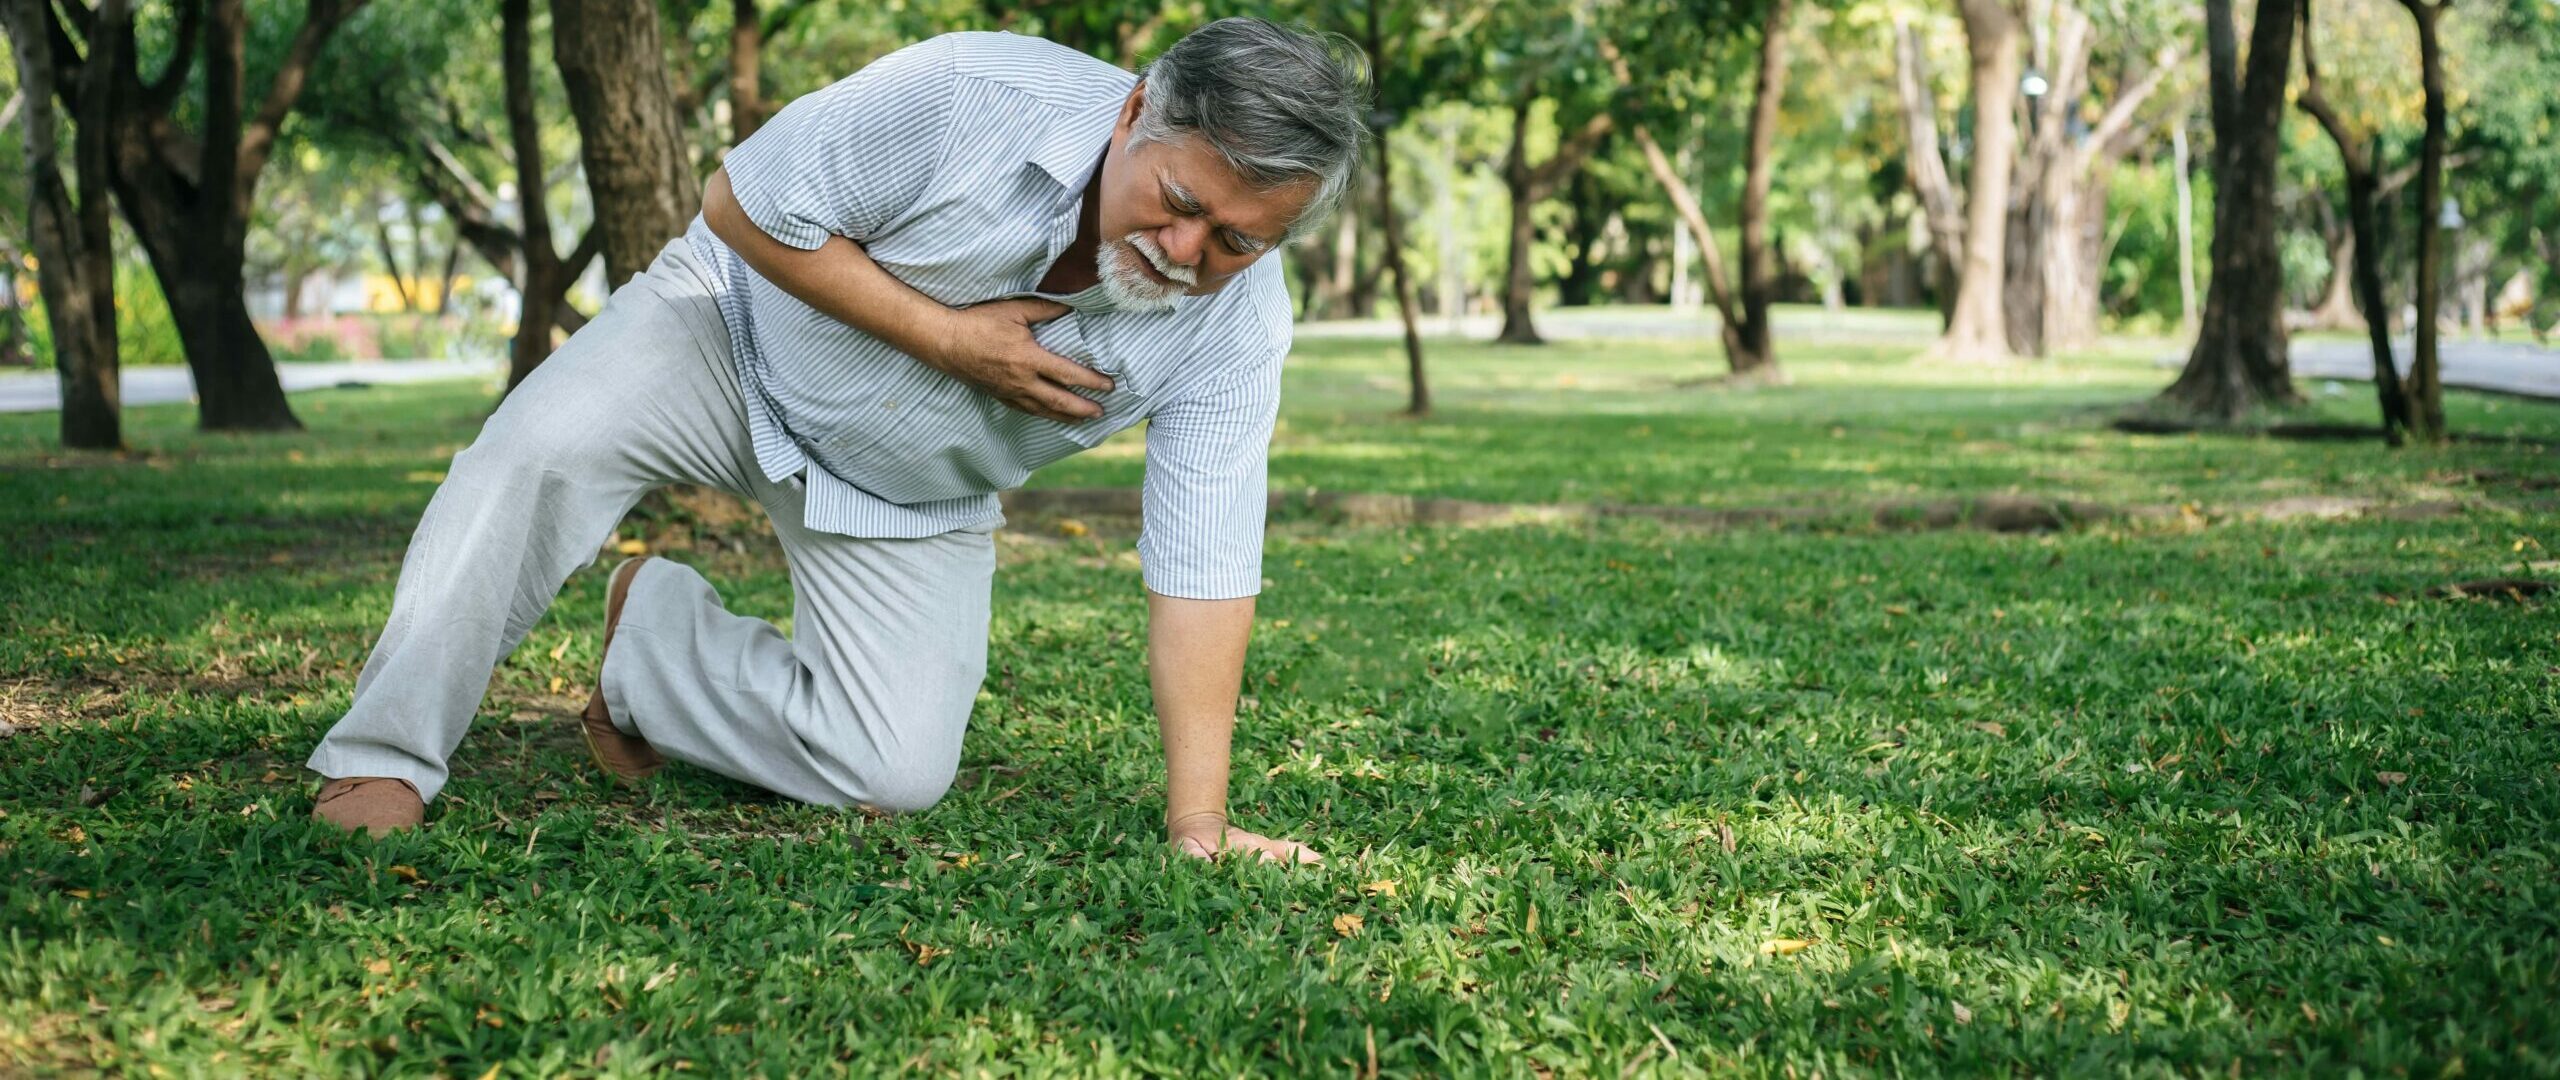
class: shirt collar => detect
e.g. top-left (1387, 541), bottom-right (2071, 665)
top-left (1029, 88), bottom-right (1129, 189)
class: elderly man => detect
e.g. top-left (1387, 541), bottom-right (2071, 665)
top-left (305, 19), bottom-right (1367, 864)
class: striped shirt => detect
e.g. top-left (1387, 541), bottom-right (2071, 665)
top-left (685, 31), bottom-right (1292, 600)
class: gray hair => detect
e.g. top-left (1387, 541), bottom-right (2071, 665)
top-left (1132, 18), bottom-right (1371, 244)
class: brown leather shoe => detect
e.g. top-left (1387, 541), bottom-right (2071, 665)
top-left (582, 556), bottom-right (666, 782)
top-left (312, 777), bottom-right (424, 837)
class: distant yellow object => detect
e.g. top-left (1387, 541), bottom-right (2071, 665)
top-left (360, 273), bottom-right (480, 313)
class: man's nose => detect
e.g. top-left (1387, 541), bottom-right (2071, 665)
top-left (1157, 218), bottom-right (1208, 267)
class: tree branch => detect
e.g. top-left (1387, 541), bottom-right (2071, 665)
top-left (137, 0), bottom-right (203, 118)
top-left (2081, 46), bottom-right (2186, 169)
top-left (237, 0), bottom-right (367, 192)
top-left (44, 2), bottom-right (85, 113)
top-left (560, 225), bottom-right (604, 286)
top-left (1525, 110), bottom-right (1614, 196)
top-left (1889, 19), bottom-right (1967, 266)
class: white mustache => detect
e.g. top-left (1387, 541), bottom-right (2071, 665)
top-left (1125, 233), bottom-right (1196, 286)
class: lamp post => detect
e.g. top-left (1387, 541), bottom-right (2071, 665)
top-left (2437, 194), bottom-right (2457, 330)
top-left (2020, 68), bottom-right (2049, 135)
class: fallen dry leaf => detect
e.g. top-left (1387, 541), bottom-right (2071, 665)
top-left (1333, 913), bottom-right (1365, 937)
top-left (1056, 518), bottom-right (1090, 538)
top-left (1952, 1002), bottom-right (1973, 1024)
top-left (387, 865), bottom-right (424, 884)
top-left (2376, 771), bottom-right (2409, 787)
top-left (616, 539), bottom-right (648, 556)
top-left (1759, 938), bottom-right (1815, 956)
top-left (1361, 879), bottom-right (1398, 898)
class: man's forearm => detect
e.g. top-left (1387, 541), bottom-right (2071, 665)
top-left (702, 168), bottom-right (960, 365)
top-left (1146, 591), bottom-right (1255, 829)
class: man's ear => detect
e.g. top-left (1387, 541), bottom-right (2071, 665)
top-left (1117, 80), bottom-right (1147, 136)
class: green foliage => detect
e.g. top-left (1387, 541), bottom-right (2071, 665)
top-left (2103, 158), bottom-right (2215, 332)
top-left (4, 326), bottom-right (2558, 1073)
top-left (24, 262), bottom-right (189, 370)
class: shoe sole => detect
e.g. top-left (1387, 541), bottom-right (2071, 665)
top-left (584, 556), bottom-right (664, 784)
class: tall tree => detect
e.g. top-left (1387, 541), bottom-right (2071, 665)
top-left (294, 0), bottom-right (597, 344)
top-left (1364, 0), bottom-right (1429, 415)
top-left (2, 0), bottom-right (121, 449)
top-left (1495, 63), bottom-right (1607, 342)
top-left (2397, 0), bottom-right (2448, 443)
top-left (553, 0), bottom-right (701, 289)
top-left (2295, 0), bottom-right (2407, 442)
top-left (1891, 17), bottom-right (1965, 324)
top-left (1603, 0), bottom-right (1792, 380)
top-left (2157, 0), bottom-right (2302, 420)
top-left (2001, 1), bottom-right (2183, 356)
top-left (1728, 0), bottom-right (1792, 378)
top-left (1934, 0), bottom-right (2022, 362)
top-left (56, 0), bottom-right (370, 432)
top-left (503, 0), bottom-right (601, 390)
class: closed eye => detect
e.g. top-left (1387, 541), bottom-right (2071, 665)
top-left (1160, 177), bottom-right (1272, 257)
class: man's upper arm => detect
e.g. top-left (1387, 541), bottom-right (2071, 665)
top-left (1138, 355), bottom-right (1286, 601)
top-left (720, 35), bottom-right (959, 250)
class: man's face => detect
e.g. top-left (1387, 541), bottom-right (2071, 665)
top-left (1091, 82), bottom-right (1314, 307)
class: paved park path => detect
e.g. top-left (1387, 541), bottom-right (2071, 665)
top-left (0, 359), bottom-right (502, 414)
top-left (2289, 337), bottom-right (2560, 400)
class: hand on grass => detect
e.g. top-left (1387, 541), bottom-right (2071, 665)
top-left (930, 298), bottom-right (1113, 422)
top-left (1168, 811), bottom-right (1324, 865)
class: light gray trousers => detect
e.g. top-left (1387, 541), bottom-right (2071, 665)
top-left (307, 240), bottom-right (994, 811)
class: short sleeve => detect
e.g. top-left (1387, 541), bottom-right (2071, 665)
top-left (1136, 353), bottom-right (1284, 600)
top-left (720, 35), bottom-right (958, 249)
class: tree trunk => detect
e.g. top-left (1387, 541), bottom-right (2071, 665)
top-left (2002, 6), bottom-right (2088, 357)
top-left (94, 0), bottom-right (356, 432)
top-left (1435, 119), bottom-right (1464, 332)
top-left (1892, 19), bottom-right (1966, 301)
top-left (375, 201), bottom-right (416, 311)
top-left (1937, 0), bottom-right (2022, 361)
top-left (1365, 0), bottom-right (1428, 415)
top-left (1729, 0), bottom-right (1792, 377)
top-left (2303, 209), bottom-right (2362, 330)
top-left (1497, 95), bottom-right (1543, 344)
top-left (2298, 0), bottom-right (2406, 442)
top-left (435, 232), bottom-right (462, 317)
top-left (1493, 87), bottom-right (1613, 346)
top-left (504, 0), bottom-right (600, 391)
top-left (553, 0), bottom-right (701, 289)
top-left (1561, 169), bottom-right (1605, 307)
top-left (2172, 118), bottom-right (2198, 334)
top-left (2400, 0), bottom-right (2447, 443)
top-left (2159, 0), bottom-right (2302, 419)
top-left (4, 0), bottom-right (124, 449)
top-left (410, 135), bottom-right (591, 338)
top-left (729, 0), bottom-right (766, 143)
top-left (1328, 209), bottom-right (1357, 320)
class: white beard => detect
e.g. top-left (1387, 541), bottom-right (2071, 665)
top-left (1095, 232), bottom-right (1195, 312)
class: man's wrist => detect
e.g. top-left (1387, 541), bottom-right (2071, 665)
top-left (913, 310), bottom-right (963, 372)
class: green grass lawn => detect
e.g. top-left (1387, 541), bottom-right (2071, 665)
top-left (4, 325), bottom-right (2558, 1075)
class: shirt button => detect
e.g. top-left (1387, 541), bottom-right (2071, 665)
top-left (882, 400), bottom-right (897, 410)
